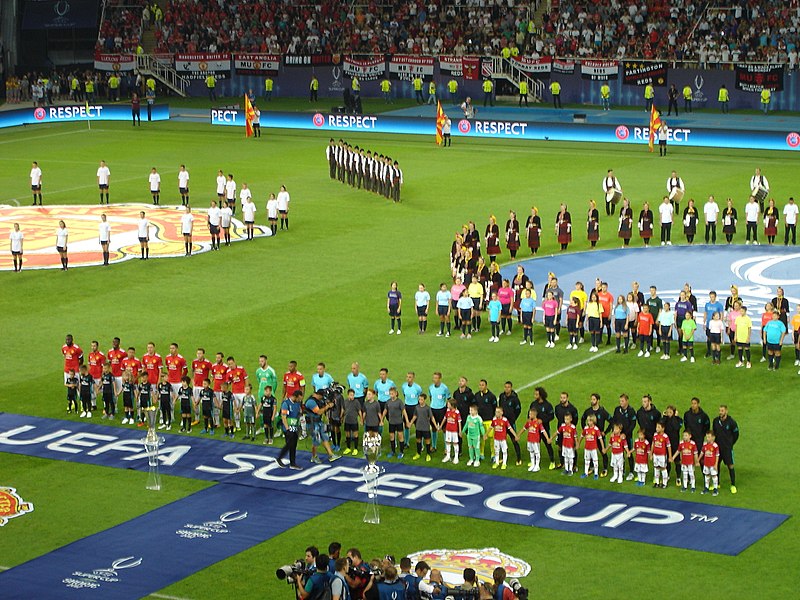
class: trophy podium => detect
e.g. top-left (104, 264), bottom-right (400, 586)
top-left (362, 434), bottom-right (383, 524)
top-left (142, 406), bottom-right (164, 491)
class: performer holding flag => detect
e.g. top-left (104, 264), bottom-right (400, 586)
top-left (648, 105), bottom-right (662, 153)
top-left (436, 101), bottom-right (447, 146)
top-left (244, 94), bottom-right (256, 138)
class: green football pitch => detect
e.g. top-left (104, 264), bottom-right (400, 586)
top-left (0, 103), bottom-right (797, 597)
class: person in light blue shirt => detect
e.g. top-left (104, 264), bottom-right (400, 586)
top-left (415, 283), bottom-right (431, 334)
top-left (435, 283), bottom-right (452, 337)
top-left (657, 302), bottom-right (675, 358)
top-left (346, 362), bottom-right (369, 408)
top-left (487, 292), bottom-right (502, 342)
top-left (402, 371), bottom-right (423, 441)
top-left (703, 291), bottom-right (724, 358)
top-left (311, 362), bottom-right (334, 392)
top-left (428, 372), bottom-right (450, 450)
top-left (762, 310), bottom-right (787, 370)
top-left (519, 289), bottom-right (536, 345)
top-left (373, 368), bottom-right (395, 434)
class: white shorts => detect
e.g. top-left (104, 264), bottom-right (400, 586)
top-left (193, 386), bottom-right (203, 401)
top-left (63, 372), bottom-right (72, 384)
top-left (114, 376), bottom-right (123, 390)
top-left (233, 393), bottom-right (245, 409)
top-left (653, 455), bottom-right (667, 468)
top-left (494, 439), bottom-right (508, 453)
top-left (561, 447), bottom-right (575, 460)
top-left (527, 441), bottom-right (541, 455)
top-left (584, 449), bottom-right (598, 463)
top-left (170, 382), bottom-right (182, 397)
top-left (634, 463), bottom-right (649, 474)
top-left (610, 453), bottom-right (624, 469)
top-left (681, 464), bottom-right (695, 475)
top-left (702, 466), bottom-right (718, 476)
top-left (445, 430), bottom-right (459, 444)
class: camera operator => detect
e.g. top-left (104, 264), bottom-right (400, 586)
top-left (491, 567), bottom-right (514, 600)
top-left (429, 569), bottom-right (448, 599)
top-left (377, 565), bottom-right (404, 600)
top-left (345, 548), bottom-right (372, 600)
top-left (461, 568), bottom-right (478, 590)
top-left (306, 390), bottom-right (341, 464)
top-left (295, 554), bottom-right (330, 599)
top-left (331, 557), bottom-right (350, 600)
top-left (303, 546), bottom-right (319, 578)
top-left (406, 561), bottom-right (442, 599)
top-left (276, 390), bottom-right (304, 469)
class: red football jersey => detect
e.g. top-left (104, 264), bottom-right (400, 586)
top-left (679, 440), bottom-right (698, 466)
top-left (525, 419), bottom-right (545, 443)
top-left (559, 423), bottom-right (576, 448)
top-left (107, 348), bottom-right (126, 377)
top-left (121, 356), bottom-right (141, 378)
top-left (702, 442), bottom-right (720, 468)
top-left (192, 358), bottom-right (212, 387)
top-left (492, 416), bottom-right (510, 441)
top-left (87, 351), bottom-right (106, 379)
top-left (582, 425), bottom-right (601, 450)
top-left (444, 408), bottom-right (462, 432)
top-left (610, 433), bottom-right (626, 455)
top-left (634, 439), bottom-right (650, 464)
top-left (211, 363), bottom-right (229, 392)
top-left (637, 312), bottom-right (655, 336)
top-left (62, 344), bottom-right (83, 373)
top-left (283, 371), bottom-right (306, 398)
top-left (141, 353), bottom-right (163, 384)
top-left (227, 366), bottom-right (248, 393)
top-left (165, 354), bottom-right (187, 384)
top-left (652, 432), bottom-right (671, 456)
top-left (598, 291), bottom-right (614, 316)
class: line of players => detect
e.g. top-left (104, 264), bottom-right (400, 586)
top-left (325, 139), bottom-right (404, 203)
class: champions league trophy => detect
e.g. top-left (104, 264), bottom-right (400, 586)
top-left (362, 434), bottom-right (384, 524)
top-left (142, 406), bottom-right (164, 491)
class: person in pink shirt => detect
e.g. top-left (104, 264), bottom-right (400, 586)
top-left (450, 276), bottom-right (466, 331)
top-left (497, 279), bottom-right (515, 336)
top-left (542, 291), bottom-right (559, 348)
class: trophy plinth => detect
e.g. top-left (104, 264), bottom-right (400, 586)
top-left (141, 406), bottom-right (164, 491)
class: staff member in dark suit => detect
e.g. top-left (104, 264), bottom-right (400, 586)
top-left (582, 393), bottom-right (611, 477)
top-left (474, 379), bottom-right (497, 460)
top-left (636, 394), bottom-right (660, 443)
top-left (683, 397), bottom-right (710, 452)
top-left (529, 387), bottom-right (556, 468)
top-left (713, 404), bottom-right (739, 494)
top-left (613, 393), bottom-right (638, 480)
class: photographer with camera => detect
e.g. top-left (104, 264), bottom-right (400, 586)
top-left (295, 554), bottom-right (331, 600)
top-left (277, 390), bottom-right (304, 469)
top-left (331, 557), bottom-right (351, 600)
top-left (345, 548), bottom-right (373, 600)
top-left (305, 390), bottom-right (342, 464)
top-left (405, 561), bottom-right (442, 600)
top-left (376, 565), bottom-right (404, 600)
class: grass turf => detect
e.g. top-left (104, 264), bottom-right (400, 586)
top-left (0, 117), bottom-right (797, 597)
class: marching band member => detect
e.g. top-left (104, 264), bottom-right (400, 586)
top-left (638, 201), bottom-right (654, 247)
top-left (683, 199), bottom-right (699, 244)
top-left (392, 160), bottom-right (403, 202)
top-left (485, 216), bottom-right (501, 263)
top-left (526, 207), bottom-right (542, 255)
top-left (658, 195), bottom-right (674, 246)
top-left (602, 169), bottom-right (622, 216)
top-left (666, 170), bottom-right (685, 214)
top-left (587, 200), bottom-right (600, 248)
top-left (750, 168), bottom-right (769, 211)
top-left (764, 198), bottom-right (779, 245)
top-left (722, 198), bottom-right (738, 244)
top-left (555, 204), bottom-right (572, 251)
top-left (505, 211), bottom-right (520, 259)
top-left (617, 198), bottom-right (633, 247)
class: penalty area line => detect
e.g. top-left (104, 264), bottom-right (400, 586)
top-left (518, 348), bottom-right (614, 392)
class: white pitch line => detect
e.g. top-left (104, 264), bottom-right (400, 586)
top-left (1, 175), bottom-right (143, 203)
top-left (0, 129), bottom-right (86, 145)
top-left (0, 565), bottom-right (9, 570)
top-left (518, 348), bottom-right (614, 391)
top-left (151, 594), bottom-right (195, 600)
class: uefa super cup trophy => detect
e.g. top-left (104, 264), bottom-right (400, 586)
top-left (362, 434), bottom-right (383, 524)
top-left (142, 406), bottom-right (164, 491)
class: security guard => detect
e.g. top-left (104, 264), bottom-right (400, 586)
top-left (380, 77), bottom-right (392, 103)
top-left (351, 76), bottom-right (360, 95)
top-left (644, 82), bottom-right (654, 112)
top-left (760, 87), bottom-right (771, 114)
top-left (265, 77), bottom-right (273, 101)
top-left (85, 76), bottom-right (95, 103)
top-left (501, 46), bottom-right (511, 60)
top-left (718, 84), bottom-right (729, 114)
top-left (600, 82), bottom-right (610, 110)
top-left (206, 73), bottom-right (216, 101)
top-left (146, 79), bottom-right (156, 121)
top-left (447, 78), bottom-right (458, 102)
top-left (549, 80), bottom-right (561, 108)
top-left (682, 84), bottom-right (692, 113)
top-left (427, 80), bottom-right (436, 105)
top-left (518, 79), bottom-right (528, 107)
top-left (108, 73), bottom-right (120, 101)
top-left (413, 76), bottom-right (424, 103)
top-left (309, 75), bottom-right (318, 102)
top-left (482, 78), bottom-right (493, 107)
top-left (71, 75), bottom-right (81, 101)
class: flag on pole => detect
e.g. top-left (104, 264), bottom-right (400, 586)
top-left (244, 94), bottom-right (255, 138)
top-left (435, 100), bottom-right (446, 145)
top-left (648, 104), bottom-right (662, 152)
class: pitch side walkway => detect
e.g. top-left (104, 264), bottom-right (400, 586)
top-left (0, 413), bottom-right (787, 558)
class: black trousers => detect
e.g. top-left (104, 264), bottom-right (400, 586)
top-left (278, 430), bottom-right (299, 466)
top-left (705, 222), bottom-right (717, 244)
top-left (785, 224), bottom-right (797, 245)
top-left (661, 223), bottom-right (672, 243)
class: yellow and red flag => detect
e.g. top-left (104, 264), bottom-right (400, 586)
top-left (648, 104), bottom-right (662, 152)
top-left (435, 100), bottom-right (446, 145)
top-left (244, 94), bottom-right (255, 138)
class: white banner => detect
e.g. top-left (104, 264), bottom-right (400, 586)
top-left (389, 55), bottom-right (434, 80)
top-left (510, 56), bottom-right (552, 74)
top-left (93, 54), bottom-right (135, 72)
top-left (175, 53), bottom-right (231, 73)
top-left (234, 53), bottom-right (280, 74)
top-left (342, 57), bottom-right (385, 81)
top-left (438, 55), bottom-right (463, 77)
top-left (581, 60), bottom-right (619, 80)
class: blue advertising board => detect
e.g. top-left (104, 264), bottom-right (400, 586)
top-left (0, 104), bottom-right (170, 128)
top-left (210, 109), bottom-right (800, 152)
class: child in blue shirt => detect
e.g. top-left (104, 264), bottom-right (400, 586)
top-left (488, 292), bottom-right (502, 342)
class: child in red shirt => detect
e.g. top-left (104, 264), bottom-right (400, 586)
top-left (637, 304), bottom-right (655, 356)
top-left (650, 421), bottom-right (672, 489)
top-left (442, 399), bottom-right (462, 465)
top-left (557, 413), bottom-right (577, 475)
top-left (629, 429), bottom-right (650, 486)
top-left (672, 431), bottom-right (698, 492)
top-left (605, 422), bottom-right (627, 483)
top-left (579, 414), bottom-right (604, 479)
top-left (522, 407), bottom-right (552, 472)
top-left (491, 406), bottom-right (517, 470)
top-left (701, 431), bottom-right (721, 496)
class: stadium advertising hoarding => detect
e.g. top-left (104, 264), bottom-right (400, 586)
top-left (209, 109), bottom-right (800, 151)
top-left (175, 53), bottom-right (231, 79)
top-left (0, 105), bottom-right (170, 128)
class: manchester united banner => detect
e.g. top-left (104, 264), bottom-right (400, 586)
top-left (175, 53), bottom-right (231, 79)
top-left (439, 55), bottom-right (463, 77)
top-left (735, 64), bottom-right (784, 93)
top-left (234, 53), bottom-right (280, 75)
top-left (622, 62), bottom-right (668, 86)
top-left (342, 57), bottom-right (386, 81)
top-left (510, 56), bottom-right (552, 78)
top-left (389, 55), bottom-right (435, 80)
top-left (581, 60), bottom-right (619, 81)
top-left (94, 53), bottom-right (136, 72)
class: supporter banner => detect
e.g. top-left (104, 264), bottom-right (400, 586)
top-left (623, 61), bottom-right (668, 86)
top-left (735, 64), bottom-right (784, 93)
top-left (342, 57), bottom-right (385, 81)
top-left (0, 414), bottom-right (788, 555)
top-left (463, 57), bottom-right (481, 80)
top-left (22, 0), bottom-right (98, 30)
top-left (234, 53), bottom-right (280, 75)
top-left (438, 55), bottom-right (464, 77)
top-left (0, 105), bottom-right (170, 129)
top-left (93, 54), bottom-right (136, 72)
top-left (581, 60), bottom-right (619, 80)
top-left (175, 53), bottom-right (232, 77)
top-left (553, 59), bottom-right (576, 74)
top-left (510, 56), bottom-right (552, 76)
top-left (389, 55), bottom-right (435, 80)
top-left (209, 109), bottom-right (800, 152)
top-left (0, 484), bottom-right (342, 600)
top-left (283, 54), bottom-right (336, 67)
top-left (481, 58), bottom-right (494, 78)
